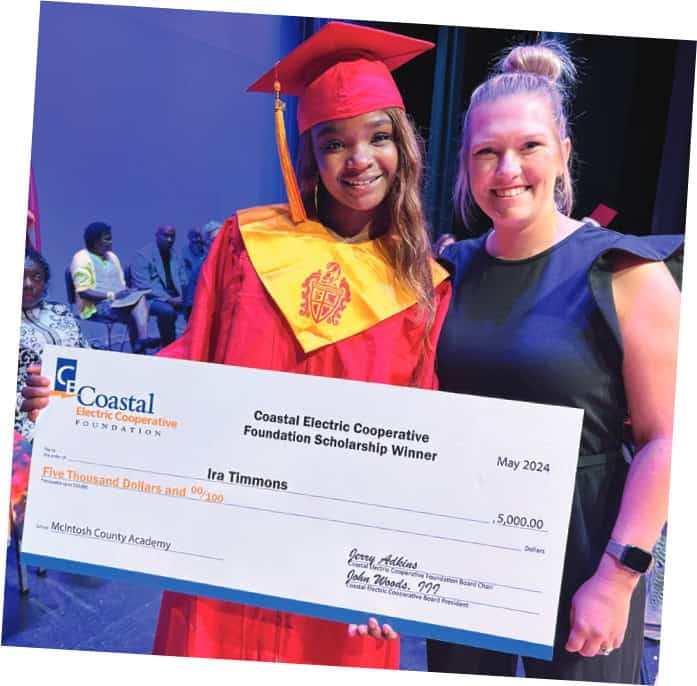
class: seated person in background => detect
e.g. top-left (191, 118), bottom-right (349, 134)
top-left (71, 221), bottom-right (155, 354)
top-left (19, 245), bottom-right (90, 440)
top-left (131, 224), bottom-right (187, 346)
top-left (183, 226), bottom-right (206, 276)
top-left (182, 220), bottom-right (223, 318)
top-left (203, 220), bottom-right (223, 251)
top-left (182, 226), bottom-right (206, 319)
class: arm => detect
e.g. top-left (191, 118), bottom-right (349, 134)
top-left (90, 253), bottom-right (130, 300)
top-left (162, 254), bottom-right (187, 308)
top-left (566, 256), bottom-right (680, 656)
top-left (78, 287), bottom-right (129, 302)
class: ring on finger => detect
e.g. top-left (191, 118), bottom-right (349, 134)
top-left (599, 646), bottom-right (613, 656)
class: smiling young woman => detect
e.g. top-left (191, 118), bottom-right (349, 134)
top-left (431, 40), bottom-right (682, 683)
top-left (22, 21), bottom-right (451, 671)
top-left (146, 23), bottom-right (450, 670)
top-left (310, 110), bottom-right (399, 229)
top-left (297, 104), bottom-right (436, 318)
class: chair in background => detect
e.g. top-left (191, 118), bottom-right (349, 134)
top-left (64, 267), bottom-right (129, 351)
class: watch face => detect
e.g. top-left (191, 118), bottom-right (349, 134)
top-left (621, 546), bottom-right (653, 573)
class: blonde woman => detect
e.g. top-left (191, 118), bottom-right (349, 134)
top-left (430, 41), bottom-right (681, 683)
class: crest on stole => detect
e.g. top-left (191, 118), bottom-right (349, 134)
top-left (300, 261), bottom-right (351, 325)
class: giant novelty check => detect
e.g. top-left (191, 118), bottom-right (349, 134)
top-left (22, 345), bottom-right (583, 659)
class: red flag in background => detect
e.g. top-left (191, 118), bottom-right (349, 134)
top-left (27, 164), bottom-right (41, 251)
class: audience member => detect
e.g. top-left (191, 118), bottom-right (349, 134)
top-left (71, 222), bottom-right (155, 354)
top-left (181, 220), bottom-right (223, 317)
top-left (131, 224), bottom-right (186, 346)
top-left (182, 226), bottom-right (206, 318)
top-left (183, 226), bottom-right (206, 275)
top-left (203, 220), bottom-right (223, 251)
top-left (19, 245), bottom-right (90, 440)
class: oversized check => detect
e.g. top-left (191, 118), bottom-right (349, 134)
top-left (22, 345), bottom-right (583, 660)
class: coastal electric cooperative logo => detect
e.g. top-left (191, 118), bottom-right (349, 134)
top-left (49, 357), bottom-right (179, 438)
top-left (53, 357), bottom-right (78, 395)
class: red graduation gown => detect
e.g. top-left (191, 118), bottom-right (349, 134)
top-left (152, 213), bottom-right (451, 668)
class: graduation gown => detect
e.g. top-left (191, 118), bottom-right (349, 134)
top-left (152, 206), bottom-right (450, 668)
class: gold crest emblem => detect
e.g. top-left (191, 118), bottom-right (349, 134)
top-left (300, 261), bottom-right (351, 325)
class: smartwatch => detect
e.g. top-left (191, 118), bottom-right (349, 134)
top-left (605, 539), bottom-right (653, 574)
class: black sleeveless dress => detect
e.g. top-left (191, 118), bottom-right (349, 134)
top-left (428, 223), bottom-right (683, 683)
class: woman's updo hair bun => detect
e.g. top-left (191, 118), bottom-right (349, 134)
top-left (496, 40), bottom-right (577, 92)
top-left (454, 39), bottom-right (578, 224)
top-left (501, 44), bottom-right (562, 80)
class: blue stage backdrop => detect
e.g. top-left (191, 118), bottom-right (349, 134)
top-left (31, 2), bottom-right (302, 306)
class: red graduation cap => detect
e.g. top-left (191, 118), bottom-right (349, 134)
top-left (247, 22), bottom-right (434, 223)
top-left (248, 21), bottom-right (434, 133)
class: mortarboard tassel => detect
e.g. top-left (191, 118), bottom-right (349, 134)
top-left (274, 78), bottom-right (307, 224)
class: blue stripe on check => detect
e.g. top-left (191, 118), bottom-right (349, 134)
top-left (20, 553), bottom-right (552, 660)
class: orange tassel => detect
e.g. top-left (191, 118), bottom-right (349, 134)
top-left (274, 79), bottom-right (306, 224)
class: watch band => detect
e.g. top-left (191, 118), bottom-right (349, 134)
top-left (605, 539), bottom-right (653, 574)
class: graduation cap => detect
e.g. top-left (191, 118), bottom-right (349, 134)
top-left (247, 21), bottom-right (434, 223)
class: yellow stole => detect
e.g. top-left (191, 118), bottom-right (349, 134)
top-left (238, 205), bottom-right (448, 353)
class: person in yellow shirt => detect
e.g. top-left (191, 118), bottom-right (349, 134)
top-left (70, 221), bottom-right (156, 354)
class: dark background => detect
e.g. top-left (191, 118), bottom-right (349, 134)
top-left (361, 20), bottom-right (694, 239)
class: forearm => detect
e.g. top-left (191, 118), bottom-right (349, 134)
top-left (565, 257), bottom-right (679, 654)
top-left (79, 288), bottom-right (115, 302)
top-left (612, 436), bottom-right (670, 548)
top-left (596, 436), bottom-right (671, 585)
top-left (609, 259), bottom-right (677, 554)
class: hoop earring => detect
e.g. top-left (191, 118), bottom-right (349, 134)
top-left (313, 182), bottom-right (319, 216)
